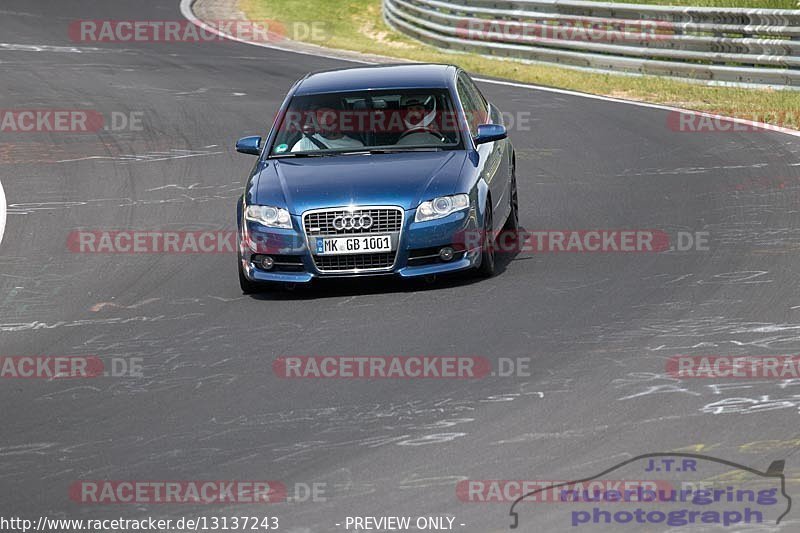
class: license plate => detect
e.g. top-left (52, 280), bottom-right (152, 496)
top-left (316, 235), bottom-right (393, 255)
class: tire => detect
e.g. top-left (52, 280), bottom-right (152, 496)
top-left (503, 170), bottom-right (519, 232)
top-left (238, 255), bottom-right (265, 294)
top-left (476, 201), bottom-right (496, 278)
top-left (498, 171), bottom-right (519, 255)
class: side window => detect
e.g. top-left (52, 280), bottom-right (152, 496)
top-left (464, 75), bottom-right (489, 122)
top-left (457, 74), bottom-right (480, 137)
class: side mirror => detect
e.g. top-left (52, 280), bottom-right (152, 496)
top-left (236, 136), bottom-right (262, 155)
top-left (474, 124), bottom-right (507, 145)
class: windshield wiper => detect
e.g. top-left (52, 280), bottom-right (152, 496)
top-left (305, 148), bottom-right (445, 157)
top-left (270, 147), bottom-right (446, 159)
top-left (366, 147), bottom-right (445, 154)
top-left (270, 152), bottom-right (339, 159)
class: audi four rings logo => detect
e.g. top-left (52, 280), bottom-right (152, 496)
top-left (333, 213), bottom-right (374, 230)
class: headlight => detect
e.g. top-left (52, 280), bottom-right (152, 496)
top-left (245, 205), bottom-right (292, 229)
top-left (415, 194), bottom-right (470, 222)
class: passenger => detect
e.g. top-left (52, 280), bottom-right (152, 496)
top-left (292, 107), bottom-right (364, 152)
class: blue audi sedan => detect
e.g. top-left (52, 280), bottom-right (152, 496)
top-left (235, 64), bottom-right (517, 292)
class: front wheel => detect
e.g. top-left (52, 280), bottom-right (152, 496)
top-left (476, 202), bottom-right (496, 278)
top-left (503, 171), bottom-right (519, 232)
top-left (238, 255), bottom-right (265, 294)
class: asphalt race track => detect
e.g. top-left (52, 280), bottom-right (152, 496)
top-left (2, 1), bottom-right (800, 531)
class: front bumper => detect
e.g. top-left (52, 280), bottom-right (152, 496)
top-left (239, 207), bottom-right (481, 284)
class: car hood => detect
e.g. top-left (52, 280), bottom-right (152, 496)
top-left (253, 151), bottom-right (467, 214)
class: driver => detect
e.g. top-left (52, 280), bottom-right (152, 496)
top-left (396, 95), bottom-right (444, 145)
top-left (292, 107), bottom-right (364, 152)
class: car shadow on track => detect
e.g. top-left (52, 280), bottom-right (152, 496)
top-left (248, 228), bottom-right (524, 301)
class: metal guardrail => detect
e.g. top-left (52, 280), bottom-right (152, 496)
top-left (383, 0), bottom-right (800, 87)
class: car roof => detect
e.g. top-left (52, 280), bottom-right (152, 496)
top-left (293, 64), bottom-right (458, 96)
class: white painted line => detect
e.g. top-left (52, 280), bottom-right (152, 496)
top-left (0, 43), bottom-right (121, 53)
top-left (179, 0), bottom-right (371, 64)
top-left (473, 77), bottom-right (800, 139)
top-left (180, 0), bottom-right (800, 140)
top-left (0, 178), bottom-right (6, 247)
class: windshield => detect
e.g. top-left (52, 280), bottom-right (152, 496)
top-left (268, 88), bottom-right (464, 156)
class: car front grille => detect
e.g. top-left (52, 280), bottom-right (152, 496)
top-left (303, 206), bottom-right (404, 273)
top-left (314, 252), bottom-right (395, 271)
top-left (303, 208), bottom-right (403, 236)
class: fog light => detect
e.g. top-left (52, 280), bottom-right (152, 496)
top-left (260, 256), bottom-right (275, 270)
top-left (439, 247), bottom-right (454, 262)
